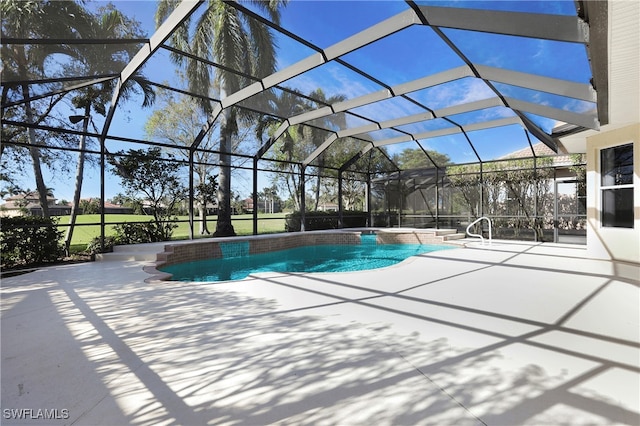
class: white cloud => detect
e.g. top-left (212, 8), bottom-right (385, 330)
top-left (411, 77), bottom-right (495, 110)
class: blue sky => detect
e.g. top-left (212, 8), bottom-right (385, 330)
top-left (9, 0), bottom-right (594, 201)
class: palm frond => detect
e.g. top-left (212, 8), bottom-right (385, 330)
top-left (245, 16), bottom-right (277, 79)
top-left (243, 0), bottom-right (288, 26)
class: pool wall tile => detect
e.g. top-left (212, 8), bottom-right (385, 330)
top-left (159, 231), bottom-right (362, 266)
top-left (154, 229), bottom-right (461, 269)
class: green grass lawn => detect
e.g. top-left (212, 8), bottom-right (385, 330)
top-left (57, 213), bottom-right (287, 248)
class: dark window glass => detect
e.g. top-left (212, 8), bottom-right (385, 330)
top-left (602, 188), bottom-right (634, 228)
top-left (601, 143), bottom-right (633, 186)
top-left (578, 183), bottom-right (587, 215)
top-left (601, 144), bottom-right (634, 228)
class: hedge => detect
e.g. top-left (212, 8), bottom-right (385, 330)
top-left (284, 211), bottom-right (367, 232)
top-left (1, 216), bottom-right (65, 268)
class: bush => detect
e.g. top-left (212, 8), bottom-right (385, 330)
top-left (285, 211), bottom-right (367, 232)
top-left (112, 221), bottom-right (177, 245)
top-left (86, 236), bottom-right (117, 254)
top-left (0, 216), bottom-right (65, 268)
top-left (341, 212), bottom-right (368, 228)
top-left (83, 221), bottom-right (177, 255)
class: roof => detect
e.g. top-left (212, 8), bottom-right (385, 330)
top-left (502, 143), bottom-right (557, 159)
top-left (1, 0), bottom-right (608, 174)
top-left (4, 192), bottom-right (56, 202)
top-left (554, 0), bottom-right (639, 152)
top-left (498, 142), bottom-right (580, 167)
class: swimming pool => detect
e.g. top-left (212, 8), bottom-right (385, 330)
top-left (160, 238), bottom-right (457, 282)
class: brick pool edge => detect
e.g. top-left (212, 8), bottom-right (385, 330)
top-left (143, 228), bottom-right (465, 283)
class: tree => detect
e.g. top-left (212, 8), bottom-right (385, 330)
top-left (108, 148), bottom-right (187, 241)
top-left (257, 185), bottom-right (281, 213)
top-left (447, 158), bottom-right (555, 240)
top-left (258, 88), bottom-right (351, 212)
top-left (310, 137), bottom-right (369, 212)
top-left (79, 198), bottom-right (101, 215)
top-left (195, 174), bottom-right (218, 230)
top-left (1, 0), bottom-right (92, 218)
top-left (255, 88), bottom-right (350, 212)
top-left (231, 191), bottom-right (244, 217)
top-left (446, 164), bottom-right (482, 218)
top-left (297, 89), bottom-right (347, 210)
top-left (340, 172), bottom-right (366, 210)
top-left (394, 147), bottom-right (451, 170)
top-left (256, 90), bottom-right (309, 212)
top-left (156, 0), bottom-right (288, 237)
top-left (63, 4), bottom-right (155, 255)
top-left (110, 193), bottom-right (143, 214)
top-left (145, 87), bottom-right (218, 235)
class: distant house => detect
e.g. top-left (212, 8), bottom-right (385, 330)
top-left (243, 197), bottom-right (255, 213)
top-left (0, 192), bottom-right (71, 217)
top-left (78, 198), bottom-right (134, 215)
top-left (186, 199), bottom-right (218, 216)
top-left (243, 197), bottom-right (282, 214)
top-left (318, 203), bottom-right (338, 212)
top-left (102, 202), bottom-right (134, 214)
top-left (499, 142), bottom-right (578, 167)
top-left (0, 194), bottom-right (135, 217)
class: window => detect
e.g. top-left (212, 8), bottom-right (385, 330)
top-left (601, 143), bottom-right (634, 228)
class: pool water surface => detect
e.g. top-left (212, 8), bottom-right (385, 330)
top-left (161, 242), bottom-right (458, 282)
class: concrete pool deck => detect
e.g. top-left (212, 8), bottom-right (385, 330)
top-left (1, 240), bottom-right (639, 425)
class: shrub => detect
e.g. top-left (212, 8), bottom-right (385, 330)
top-left (84, 221), bottom-right (177, 255)
top-left (0, 216), bottom-right (65, 268)
top-left (285, 211), bottom-right (367, 232)
top-left (341, 212), bottom-right (368, 228)
top-left (86, 236), bottom-right (117, 254)
top-left (112, 221), bottom-right (177, 245)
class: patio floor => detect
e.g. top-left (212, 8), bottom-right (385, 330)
top-left (2, 240), bottom-right (639, 425)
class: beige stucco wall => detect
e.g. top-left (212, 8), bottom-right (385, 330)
top-left (586, 124), bottom-right (639, 263)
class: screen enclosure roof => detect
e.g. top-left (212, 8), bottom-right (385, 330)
top-left (1, 0), bottom-right (608, 173)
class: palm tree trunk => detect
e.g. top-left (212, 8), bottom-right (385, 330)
top-left (196, 166), bottom-right (210, 235)
top-left (214, 91), bottom-right (236, 237)
top-left (286, 167), bottom-right (300, 211)
top-left (1, 85), bottom-right (8, 159)
top-left (314, 174), bottom-right (321, 211)
top-left (64, 105), bottom-right (90, 255)
top-left (22, 84), bottom-right (50, 218)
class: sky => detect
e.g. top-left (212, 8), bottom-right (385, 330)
top-left (5, 0), bottom-right (594, 203)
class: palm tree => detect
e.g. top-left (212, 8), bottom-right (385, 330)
top-left (255, 90), bottom-right (309, 158)
top-left (255, 90), bottom-right (309, 211)
top-left (63, 5), bottom-right (156, 255)
top-left (1, 0), bottom-right (93, 218)
top-left (297, 89), bottom-right (347, 210)
top-left (156, 0), bottom-right (287, 237)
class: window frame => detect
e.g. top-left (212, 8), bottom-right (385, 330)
top-left (600, 143), bottom-right (634, 229)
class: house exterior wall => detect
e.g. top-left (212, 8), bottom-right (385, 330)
top-left (586, 124), bottom-right (639, 263)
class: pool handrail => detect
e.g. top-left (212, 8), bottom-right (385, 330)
top-left (466, 216), bottom-right (492, 246)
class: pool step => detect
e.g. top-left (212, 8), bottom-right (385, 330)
top-left (443, 233), bottom-right (467, 241)
top-left (95, 252), bottom-right (158, 262)
top-left (95, 242), bottom-right (167, 262)
top-left (377, 228), bottom-right (467, 245)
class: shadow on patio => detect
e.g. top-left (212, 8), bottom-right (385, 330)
top-left (1, 243), bottom-right (639, 425)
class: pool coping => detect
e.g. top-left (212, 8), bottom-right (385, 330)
top-left (142, 228), bottom-right (466, 283)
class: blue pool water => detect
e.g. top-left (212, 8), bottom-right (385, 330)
top-left (161, 240), bottom-right (457, 282)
